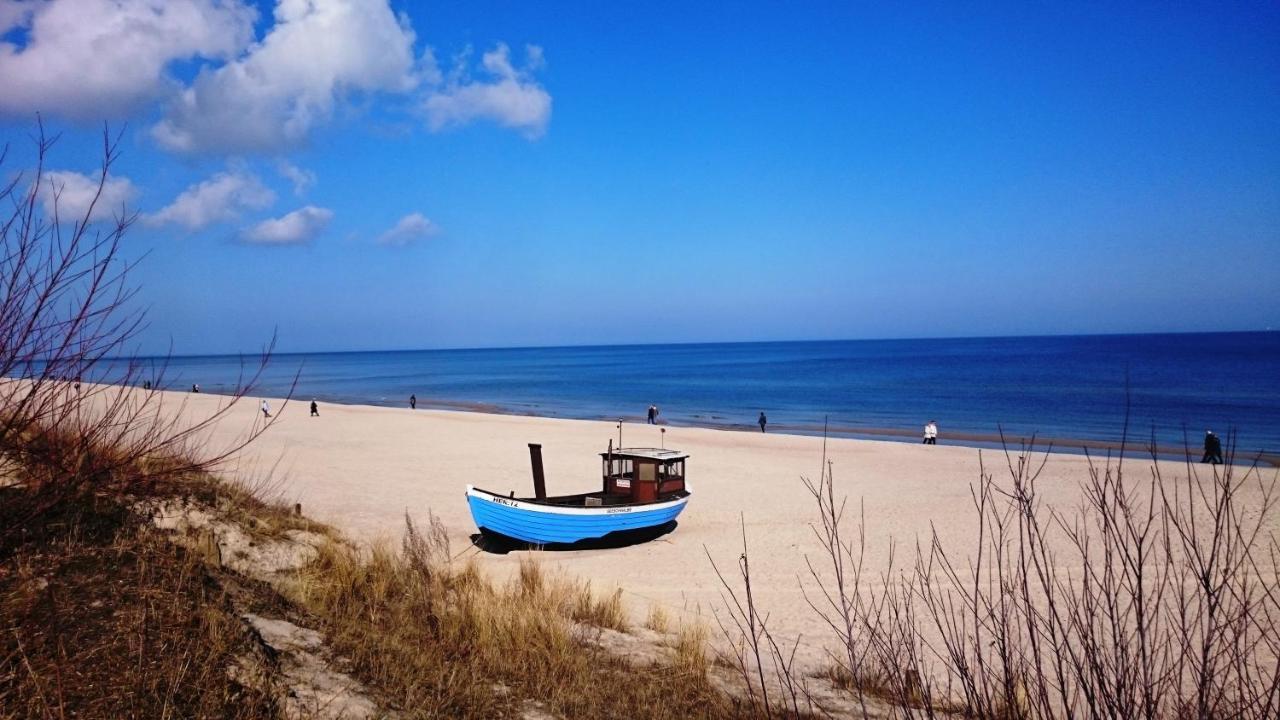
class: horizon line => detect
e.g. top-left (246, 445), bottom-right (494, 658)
top-left (125, 327), bottom-right (1278, 361)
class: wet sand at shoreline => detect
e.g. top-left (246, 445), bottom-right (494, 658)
top-left (367, 395), bottom-right (1280, 469)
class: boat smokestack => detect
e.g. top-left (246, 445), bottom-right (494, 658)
top-left (528, 443), bottom-right (547, 500)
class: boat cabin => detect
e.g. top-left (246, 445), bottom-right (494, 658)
top-left (601, 447), bottom-right (688, 503)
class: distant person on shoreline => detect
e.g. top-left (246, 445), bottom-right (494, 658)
top-left (261, 399), bottom-right (272, 419)
top-left (192, 383), bottom-right (200, 393)
top-left (143, 380), bottom-right (151, 390)
top-left (1202, 430), bottom-right (1223, 465)
top-left (410, 394), bottom-right (417, 410)
top-left (923, 420), bottom-right (938, 445)
top-left (310, 399), bottom-right (319, 417)
top-left (758, 411), bottom-right (767, 433)
top-left (647, 404), bottom-right (659, 424)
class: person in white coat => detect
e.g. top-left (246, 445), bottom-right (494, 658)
top-left (261, 399), bottom-right (272, 418)
top-left (923, 420), bottom-right (938, 445)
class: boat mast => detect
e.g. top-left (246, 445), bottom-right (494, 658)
top-left (527, 443), bottom-right (547, 500)
top-left (605, 439), bottom-right (613, 494)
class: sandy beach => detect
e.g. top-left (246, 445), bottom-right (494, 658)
top-left (168, 390), bottom-right (1278, 666)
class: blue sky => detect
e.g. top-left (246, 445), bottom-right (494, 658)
top-left (2, 1), bottom-right (1277, 354)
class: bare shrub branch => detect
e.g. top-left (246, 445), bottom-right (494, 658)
top-left (0, 122), bottom-right (286, 548)
top-left (824, 441), bottom-right (1276, 718)
top-left (713, 424), bottom-right (1278, 719)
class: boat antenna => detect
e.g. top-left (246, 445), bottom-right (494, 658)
top-left (617, 419), bottom-right (623, 448)
top-left (661, 427), bottom-right (666, 449)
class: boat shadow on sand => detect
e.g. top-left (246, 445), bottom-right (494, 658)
top-left (469, 520), bottom-right (680, 555)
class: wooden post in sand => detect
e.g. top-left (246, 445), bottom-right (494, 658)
top-left (528, 443), bottom-right (547, 500)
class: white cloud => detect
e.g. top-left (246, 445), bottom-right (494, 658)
top-left (378, 212), bottom-right (437, 246)
top-left (422, 44), bottom-right (551, 138)
top-left (152, 0), bottom-right (418, 154)
top-left (276, 160), bottom-right (316, 196)
top-left (38, 171), bottom-right (138, 223)
top-left (241, 206), bottom-right (333, 245)
top-left (1, 0), bottom-right (552, 147)
top-left (0, 0), bottom-right (256, 119)
top-left (146, 170), bottom-right (275, 231)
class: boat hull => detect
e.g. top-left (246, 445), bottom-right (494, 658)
top-left (465, 485), bottom-right (690, 545)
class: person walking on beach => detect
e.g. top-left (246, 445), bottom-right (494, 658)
top-left (758, 411), bottom-right (767, 433)
top-left (310, 399), bottom-right (319, 417)
top-left (647, 404), bottom-right (659, 424)
top-left (261, 399), bottom-right (272, 419)
top-left (1202, 430), bottom-right (1223, 465)
top-left (192, 383), bottom-right (200, 393)
top-left (409, 394), bottom-right (417, 410)
top-left (923, 420), bottom-right (938, 445)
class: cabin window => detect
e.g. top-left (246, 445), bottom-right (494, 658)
top-left (603, 458), bottom-right (632, 478)
top-left (661, 459), bottom-right (684, 481)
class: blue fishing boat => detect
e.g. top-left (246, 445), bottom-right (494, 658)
top-left (466, 444), bottom-right (691, 545)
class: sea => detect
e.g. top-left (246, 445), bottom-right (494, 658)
top-left (132, 332), bottom-right (1279, 456)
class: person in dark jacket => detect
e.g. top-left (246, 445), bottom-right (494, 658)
top-left (1201, 430), bottom-right (1223, 464)
top-left (410, 394), bottom-right (417, 410)
top-left (310, 399), bottom-right (319, 417)
top-left (758, 411), bottom-right (767, 433)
